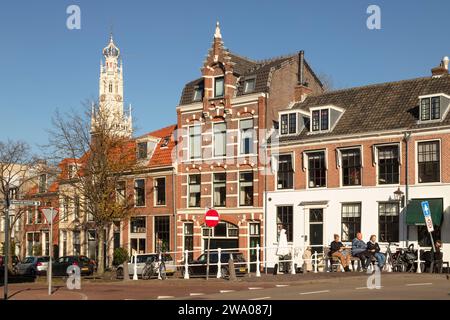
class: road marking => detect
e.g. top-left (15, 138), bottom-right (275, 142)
top-left (190, 293), bottom-right (205, 296)
top-left (157, 296), bottom-right (175, 299)
top-left (276, 284), bottom-right (289, 287)
top-left (220, 290), bottom-right (235, 293)
top-left (76, 292), bottom-right (88, 300)
top-left (249, 296), bottom-right (271, 300)
top-left (299, 290), bottom-right (330, 295)
top-left (124, 298), bottom-right (136, 300)
top-left (248, 287), bottom-right (263, 290)
top-left (406, 283), bottom-right (433, 287)
top-left (355, 286), bottom-right (383, 290)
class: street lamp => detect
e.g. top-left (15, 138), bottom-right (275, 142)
top-left (393, 187), bottom-right (405, 208)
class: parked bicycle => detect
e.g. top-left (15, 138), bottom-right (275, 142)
top-left (141, 254), bottom-right (167, 280)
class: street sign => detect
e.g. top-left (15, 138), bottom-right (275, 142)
top-left (9, 200), bottom-right (40, 206)
top-left (205, 209), bottom-right (219, 228)
top-left (41, 208), bottom-right (57, 224)
top-left (421, 201), bottom-right (434, 232)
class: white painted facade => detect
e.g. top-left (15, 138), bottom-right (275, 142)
top-left (266, 183), bottom-right (450, 267)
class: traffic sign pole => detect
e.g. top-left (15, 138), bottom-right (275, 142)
top-left (42, 208), bottom-right (57, 296)
top-left (204, 208), bottom-right (220, 281)
top-left (421, 201), bottom-right (436, 252)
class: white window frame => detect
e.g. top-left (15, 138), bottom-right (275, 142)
top-left (415, 138), bottom-right (442, 185)
top-left (238, 170), bottom-right (254, 207)
top-left (373, 143), bottom-right (401, 186)
top-left (310, 107), bottom-right (330, 133)
top-left (303, 149), bottom-right (328, 190)
top-left (188, 124), bottom-right (202, 160)
top-left (212, 121), bottom-right (227, 158)
top-left (238, 117), bottom-right (256, 156)
top-left (274, 152), bottom-right (295, 191)
top-left (187, 174), bottom-right (201, 208)
top-left (337, 146), bottom-right (363, 188)
top-left (134, 178), bottom-right (146, 208)
top-left (154, 176), bottom-right (167, 207)
top-left (214, 76), bottom-right (225, 98)
top-left (279, 112), bottom-right (298, 136)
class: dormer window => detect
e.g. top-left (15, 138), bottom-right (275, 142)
top-left (244, 78), bottom-right (256, 93)
top-left (214, 76), bottom-right (224, 97)
top-left (312, 109), bottom-right (329, 131)
top-left (137, 142), bottom-right (148, 160)
top-left (280, 113), bottom-right (297, 135)
top-left (193, 85), bottom-right (204, 101)
top-left (420, 96), bottom-right (440, 121)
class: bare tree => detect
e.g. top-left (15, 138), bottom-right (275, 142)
top-left (317, 72), bottom-right (335, 92)
top-left (0, 140), bottom-right (40, 271)
top-left (46, 101), bottom-right (137, 274)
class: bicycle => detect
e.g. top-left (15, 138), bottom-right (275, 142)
top-left (385, 242), bottom-right (408, 272)
top-left (142, 256), bottom-right (167, 280)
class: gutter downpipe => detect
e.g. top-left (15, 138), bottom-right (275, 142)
top-left (403, 131), bottom-right (411, 247)
top-left (172, 166), bottom-right (177, 261)
top-left (264, 92), bottom-right (269, 274)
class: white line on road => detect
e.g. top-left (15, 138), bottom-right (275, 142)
top-left (249, 297), bottom-right (271, 300)
top-left (275, 284), bottom-right (289, 287)
top-left (157, 296), bottom-right (175, 299)
top-left (248, 287), bottom-right (264, 290)
top-left (406, 283), bottom-right (433, 287)
top-left (220, 290), bottom-right (235, 293)
top-left (355, 286), bottom-right (383, 290)
top-left (190, 293), bottom-right (205, 296)
top-left (299, 290), bottom-right (330, 295)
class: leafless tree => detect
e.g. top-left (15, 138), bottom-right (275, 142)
top-left (317, 72), bottom-right (335, 92)
top-left (0, 140), bottom-right (41, 271)
top-left (46, 101), bottom-right (137, 274)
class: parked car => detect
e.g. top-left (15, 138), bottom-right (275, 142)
top-left (52, 256), bottom-right (96, 276)
top-left (185, 251), bottom-right (248, 278)
top-left (15, 256), bottom-right (49, 276)
top-left (0, 255), bottom-right (20, 268)
top-left (116, 253), bottom-right (176, 279)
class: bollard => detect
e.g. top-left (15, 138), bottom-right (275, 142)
top-left (256, 244), bottom-right (261, 277)
top-left (184, 250), bottom-right (190, 279)
top-left (217, 248), bottom-right (222, 278)
top-left (157, 252), bottom-right (162, 280)
top-left (290, 245), bottom-right (296, 275)
top-left (313, 251), bottom-right (318, 273)
top-left (416, 245), bottom-right (422, 274)
top-left (133, 253), bottom-right (138, 280)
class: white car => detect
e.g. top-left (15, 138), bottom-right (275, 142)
top-left (116, 253), bottom-right (176, 278)
top-left (15, 256), bottom-right (49, 276)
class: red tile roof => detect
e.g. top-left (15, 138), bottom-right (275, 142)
top-left (141, 124), bottom-right (177, 168)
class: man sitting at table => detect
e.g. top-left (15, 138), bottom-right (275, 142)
top-left (330, 234), bottom-right (351, 272)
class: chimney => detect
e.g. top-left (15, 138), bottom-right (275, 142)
top-left (431, 56), bottom-right (449, 77)
top-left (294, 50), bottom-right (313, 102)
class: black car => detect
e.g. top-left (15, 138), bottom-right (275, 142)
top-left (0, 255), bottom-right (20, 268)
top-left (52, 256), bottom-right (95, 276)
top-left (185, 251), bottom-right (248, 278)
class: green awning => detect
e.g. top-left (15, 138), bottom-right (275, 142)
top-left (406, 198), bottom-right (443, 226)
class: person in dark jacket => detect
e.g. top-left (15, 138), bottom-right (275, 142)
top-left (351, 232), bottom-right (371, 271)
top-left (330, 234), bottom-right (351, 272)
top-left (367, 235), bottom-right (385, 269)
top-left (423, 240), bottom-right (444, 272)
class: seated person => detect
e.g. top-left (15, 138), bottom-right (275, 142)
top-left (351, 232), bottom-right (371, 271)
top-left (367, 235), bottom-right (385, 269)
top-left (423, 240), bottom-right (444, 272)
top-left (330, 234), bottom-right (351, 272)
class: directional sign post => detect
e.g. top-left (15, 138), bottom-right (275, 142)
top-left (421, 201), bottom-right (436, 252)
top-left (205, 208), bottom-right (219, 280)
top-left (42, 208), bottom-right (57, 296)
top-left (9, 200), bottom-right (41, 206)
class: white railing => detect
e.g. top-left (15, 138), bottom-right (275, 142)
top-left (132, 242), bottom-right (435, 279)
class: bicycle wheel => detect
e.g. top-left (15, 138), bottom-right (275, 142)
top-left (142, 264), bottom-right (150, 280)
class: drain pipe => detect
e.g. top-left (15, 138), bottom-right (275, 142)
top-left (403, 131), bottom-right (411, 246)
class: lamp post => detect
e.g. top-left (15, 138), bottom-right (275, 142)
top-left (393, 187), bottom-right (405, 208)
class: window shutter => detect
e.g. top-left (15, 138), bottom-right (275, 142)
top-left (336, 149), bottom-right (341, 168)
top-left (372, 145), bottom-right (377, 166)
top-left (271, 155), bottom-right (279, 173)
top-left (302, 152), bottom-right (307, 171)
top-left (324, 149), bottom-right (328, 170)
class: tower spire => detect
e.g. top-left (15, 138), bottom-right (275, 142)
top-left (214, 21), bottom-right (222, 39)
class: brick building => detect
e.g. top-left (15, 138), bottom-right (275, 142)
top-left (266, 57), bottom-right (450, 266)
top-left (174, 22), bottom-right (323, 264)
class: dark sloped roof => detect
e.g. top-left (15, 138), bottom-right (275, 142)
top-left (179, 51), bottom-right (303, 105)
top-left (278, 75), bottom-right (450, 144)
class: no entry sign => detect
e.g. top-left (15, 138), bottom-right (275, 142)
top-left (205, 209), bottom-right (219, 228)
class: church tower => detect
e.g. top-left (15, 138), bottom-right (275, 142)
top-left (92, 34), bottom-right (132, 137)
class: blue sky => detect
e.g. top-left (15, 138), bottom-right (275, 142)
top-left (1, 0), bottom-right (450, 152)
